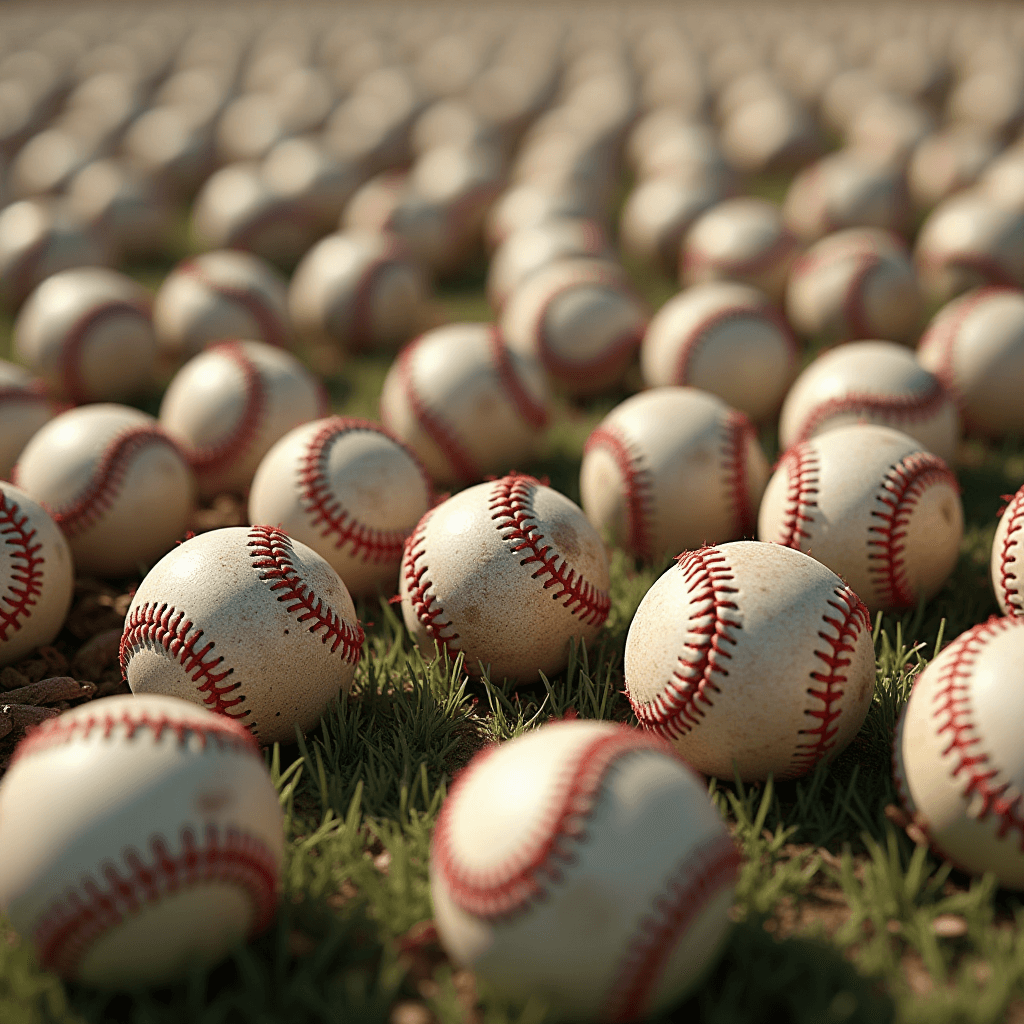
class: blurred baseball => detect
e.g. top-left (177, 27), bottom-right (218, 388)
top-left (991, 482), bottom-right (1024, 618)
top-left (0, 361), bottom-right (56, 480)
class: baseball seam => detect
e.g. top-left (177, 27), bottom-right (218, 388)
top-left (61, 300), bottom-right (151, 404)
top-left (841, 252), bottom-right (882, 341)
top-left (348, 238), bottom-right (408, 352)
top-left (629, 546), bottom-right (740, 739)
top-left (489, 326), bottom-right (549, 431)
top-left (402, 507), bottom-right (462, 662)
top-left (0, 491), bottom-right (45, 643)
top-left (723, 409), bottom-right (757, 538)
top-left (997, 486), bottom-right (1024, 615)
top-left (867, 452), bottom-right (960, 610)
top-left (34, 824), bottom-right (278, 978)
top-left (684, 221), bottom-right (795, 281)
top-left (777, 443), bottom-right (820, 549)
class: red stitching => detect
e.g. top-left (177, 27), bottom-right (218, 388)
top-left (433, 726), bottom-right (679, 919)
top-left (119, 602), bottom-right (248, 719)
top-left (297, 416), bottom-right (431, 563)
top-left (184, 341), bottom-right (265, 478)
top-left (776, 443), bottom-right (820, 549)
top-left (247, 525), bottom-right (364, 661)
top-left (393, 336), bottom-right (479, 483)
top-left (723, 409), bottom-right (758, 537)
top-left (917, 249), bottom-right (1020, 293)
top-left (60, 300), bottom-right (151, 403)
top-left (179, 259), bottom-right (288, 349)
top-left (582, 424), bottom-right (655, 560)
top-left (997, 485), bottom-right (1024, 615)
top-left (489, 327), bottom-right (549, 431)
top-left (48, 427), bottom-right (187, 540)
top-left (401, 507), bottom-right (461, 661)
top-left (0, 490), bottom-right (45, 642)
top-left (684, 219), bottom-right (796, 280)
top-left (12, 706), bottom-right (260, 766)
top-left (789, 584), bottom-right (871, 774)
top-left (629, 546), bottom-right (740, 739)
top-left (488, 473), bottom-right (610, 626)
top-left (34, 824), bottom-right (278, 978)
top-left (347, 235), bottom-right (412, 352)
top-left (604, 831), bottom-right (741, 1023)
top-left (867, 452), bottom-right (960, 609)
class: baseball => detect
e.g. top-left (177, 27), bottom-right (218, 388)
top-left (121, 526), bottom-right (363, 745)
top-left (14, 266), bottom-right (156, 404)
top-left (625, 541), bottom-right (876, 782)
top-left (580, 387), bottom-right (770, 562)
top-left (0, 360), bottom-right (55, 480)
top-left (907, 128), bottom-right (997, 213)
top-left (640, 281), bottom-right (799, 423)
top-left (681, 197), bottom-right (799, 303)
top-left (0, 480), bottom-right (73, 666)
top-left (917, 286), bottom-right (1024, 439)
top-left (399, 472), bottom-right (610, 682)
top-left (758, 424), bottom-right (963, 614)
top-left (380, 323), bottom-right (549, 487)
top-left (247, 416), bottom-right (432, 598)
top-left (991, 483), bottom-right (1024, 617)
top-left (288, 230), bottom-right (428, 354)
top-left (500, 258), bottom-right (648, 397)
top-left (159, 339), bottom-right (328, 498)
top-left (152, 250), bottom-right (292, 362)
top-left (785, 228), bottom-right (924, 346)
top-left (430, 719), bottom-right (739, 1022)
top-left (483, 180), bottom-right (592, 250)
top-left (0, 693), bottom-right (283, 985)
top-left (893, 615), bottom-right (1024, 889)
top-left (778, 340), bottom-right (961, 464)
top-left (13, 403), bottom-right (196, 578)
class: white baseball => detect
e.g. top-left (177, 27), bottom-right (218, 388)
top-left (580, 387), bottom-right (770, 562)
top-left (248, 416), bottom-right (432, 598)
top-left (0, 481), bottom-right (73, 666)
top-left (399, 473), bottom-right (610, 683)
top-left (0, 360), bottom-right (55, 480)
top-left (991, 483), bottom-right (1024, 617)
top-left (907, 128), bottom-right (997, 212)
top-left (681, 197), bottom-right (799, 303)
top-left (785, 228), bottom-right (924, 345)
top-left (484, 180), bottom-right (593, 250)
top-left (13, 404), bottom-right (196, 578)
top-left (640, 282), bottom-right (798, 422)
top-left (288, 230), bottom-right (428, 353)
top-left (778, 340), bottom-right (961, 464)
top-left (14, 266), bottom-right (156, 404)
top-left (917, 286), bottom-right (1024, 438)
top-left (625, 541), bottom-right (876, 782)
top-left (430, 719), bottom-right (739, 1022)
top-left (500, 258), bottom-right (648, 397)
top-left (121, 526), bottom-right (363, 745)
top-left (159, 339), bottom-right (328, 498)
top-left (380, 323), bottom-right (549, 487)
top-left (153, 250), bottom-right (292, 361)
top-left (0, 693), bottom-right (283, 985)
top-left (758, 424), bottom-right (963, 614)
top-left (893, 616), bottom-right (1024, 889)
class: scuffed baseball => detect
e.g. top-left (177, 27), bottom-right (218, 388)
top-left (399, 473), bottom-right (610, 682)
top-left (248, 417), bottom-right (432, 598)
top-left (991, 483), bottom-right (1024, 617)
top-left (778, 340), bottom-right (961, 463)
top-left (758, 424), bottom-right (963, 614)
top-left (917, 286), bottom-right (1024, 438)
top-left (0, 693), bottom-right (284, 985)
top-left (160, 340), bottom-right (328, 498)
top-left (0, 361), bottom-right (56, 480)
top-left (640, 282), bottom-right (798, 422)
top-left (14, 404), bottom-right (196, 577)
top-left (14, 266), bottom-right (156, 403)
top-left (430, 719), bottom-right (739, 1022)
top-left (122, 527), bottom-right (363, 745)
top-left (581, 387), bottom-right (770, 562)
top-left (380, 323), bottom-right (549, 487)
top-left (625, 541), bottom-right (876, 782)
top-left (894, 616), bottom-right (1024, 889)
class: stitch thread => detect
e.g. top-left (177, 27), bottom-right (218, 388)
top-left (789, 585), bottom-right (871, 774)
top-left (347, 235), bottom-right (411, 352)
top-left (604, 831), bottom-right (741, 1023)
top-left (247, 525), bottom-right (364, 660)
top-left (34, 825), bottom-right (278, 978)
top-left (722, 410), bottom-right (757, 538)
top-left (488, 473), bottom-right (610, 625)
top-left (776, 443), bottom-right (820, 549)
top-left (582, 425), bottom-right (655, 561)
top-left (433, 727), bottom-right (678, 919)
top-left (867, 452), bottom-right (960, 609)
top-left (489, 327), bottom-right (549, 431)
top-left (401, 508), bottom-right (462, 662)
top-left (298, 417), bottom-right (430, 564)
top-left (997, 486), bottom-right (1024, 615)
top-left (629, 546), bottom-right (740, 739)
top-left (49, 427), bottom-right (187, 540)
top-left (60, 300), bottom-right (152, 403)
top-left (0, 491), bottom-right (45, 643)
